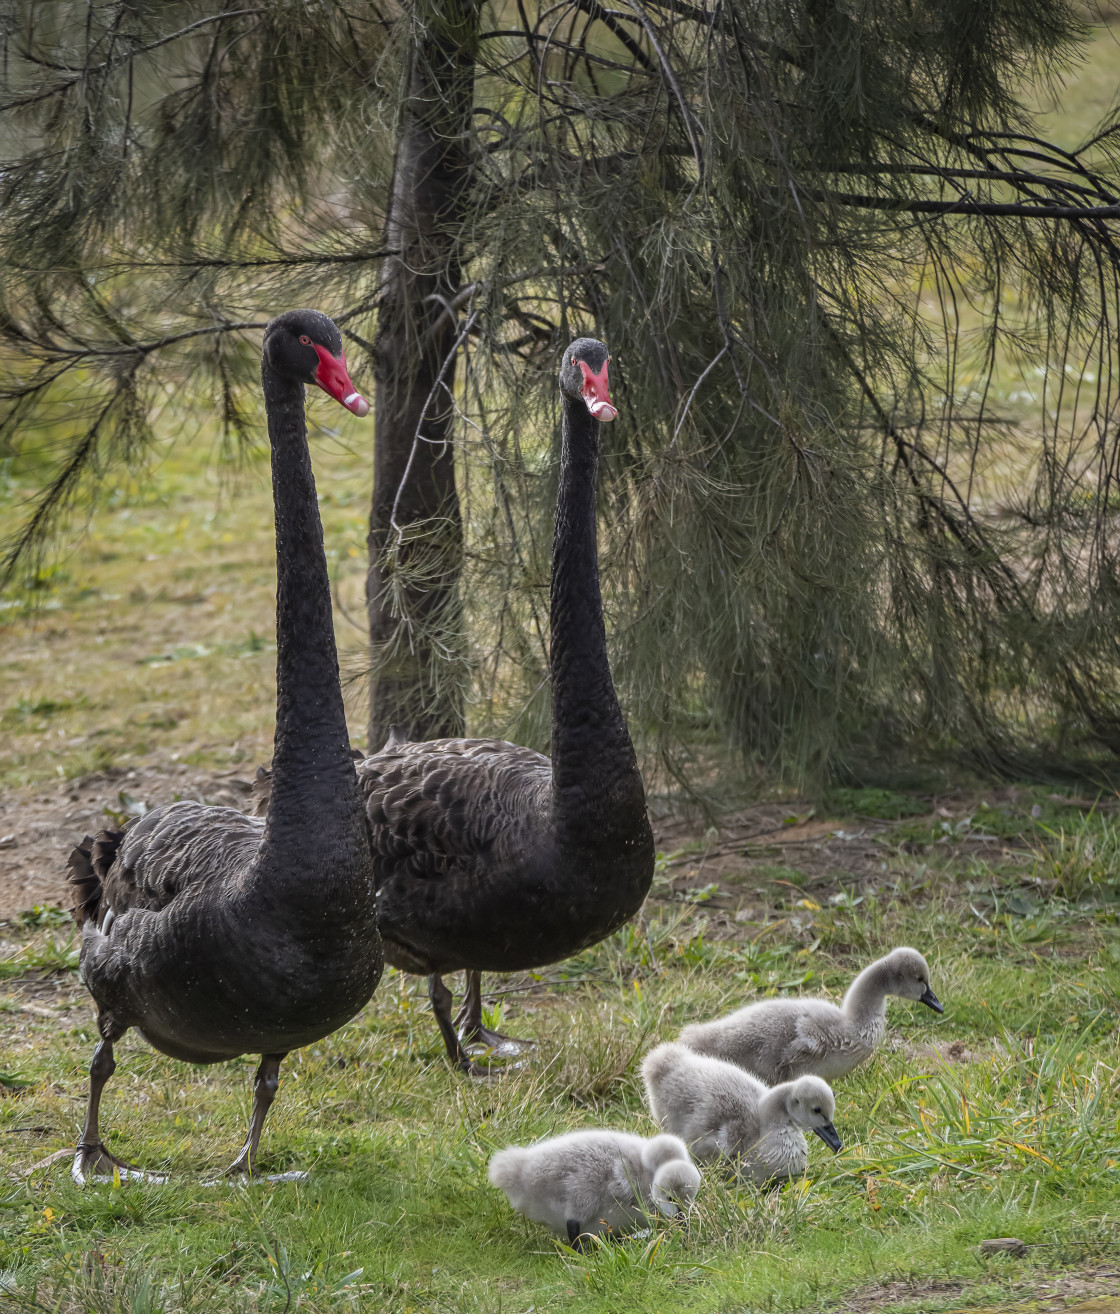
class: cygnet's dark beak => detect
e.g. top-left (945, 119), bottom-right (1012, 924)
top-left (919, 986), bottom-right (944, 1013)
top-left (813, 1122), bottom-right (843, 1152)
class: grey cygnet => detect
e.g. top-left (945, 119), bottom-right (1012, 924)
top-left (488, 1128), bottom-right (701, 1246)
top-left (642, 1042), bottom-right (842, 1184)
top-left (679, 947), bottom-right (942, 1083)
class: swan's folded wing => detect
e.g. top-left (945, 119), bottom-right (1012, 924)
top-left (99, 802), bottom-right (265, 915)
top-left (357, 738), bottom-right (551, 879)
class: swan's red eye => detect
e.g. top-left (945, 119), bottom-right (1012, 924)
top-left (299, 334), bottom-right (311, 345)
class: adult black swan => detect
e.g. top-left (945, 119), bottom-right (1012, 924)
top-left (67, 310), bottom-right (383, 1181)
top-left (356, 338), bottom-right (654, 1071)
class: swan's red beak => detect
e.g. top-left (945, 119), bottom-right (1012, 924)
top-left (577, 358), bottom-right (617, 422)
top-left (311, 344), bottom-right (370, 417)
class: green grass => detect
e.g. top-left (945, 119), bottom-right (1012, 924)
top-left (2, 831), bottom-right (1117, 1313)
top-left (0, 416), bottom-right (372, 789)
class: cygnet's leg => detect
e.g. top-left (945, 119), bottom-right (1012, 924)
top-left (566, 1219), bottom-right (587, 1252)
top-left (73, 1034), bottom-right (160, 1184)
top-left (454, 970), bottom-right (533, 1056)
top-left (226, 1052), bottom-right (290, 1177)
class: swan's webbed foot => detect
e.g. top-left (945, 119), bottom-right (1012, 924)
top-left (222, 1153), bottom-right (308, 1183)
top-left (429, 974), bottom-right (530, 1077)
top-left (454, 970), bottom-right (535, 1058)
top-left (72, 1141), bottom-right (165, 1186)
top-left (224, 1149), bottom-right (265, 1179)
top-left (465, 1056), bottom-right (519, 1081)
top-left (458, 1021), bottom-right (534, 1058)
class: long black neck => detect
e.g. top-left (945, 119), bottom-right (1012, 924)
top-left (549, 394), bottom-right (644, 840)
top-left (254, 365), bottom-right (368, 892)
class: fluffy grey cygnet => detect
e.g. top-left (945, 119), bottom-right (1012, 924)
top-left (678, 946), bottom-right (943, 1083)
top-left (642, 1043), bottom-right (842, 1184)
top-left (488, 1129), bottom-right (701, 1243)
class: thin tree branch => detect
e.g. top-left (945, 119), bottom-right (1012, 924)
top-left (1, 9), bottom-right (266, 112)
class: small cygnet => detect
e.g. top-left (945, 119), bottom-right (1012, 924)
top-left (679, 946), bottom-right (942, 1083)
top-left (642, 1042), bottom-right (841, 1184)
top-left (488, 1129), bottom-right (701, 1245)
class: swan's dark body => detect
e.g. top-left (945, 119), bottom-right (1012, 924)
top-left (73, 806), bottom-right (375, 1063)
top-left (68, 310), bottom-right (382, 1178)
top-left (356, 339), bottom-right (655, 1066)
top-left (364, 736), bottom-right (650, 973)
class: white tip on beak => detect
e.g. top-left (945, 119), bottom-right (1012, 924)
top-left (586, 398), bottom-right (618, 422)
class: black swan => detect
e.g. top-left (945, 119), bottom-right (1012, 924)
top-left (356, 338), bottom-right (655, 1071)
top-left (66, 310), bottom-right (383, 1181)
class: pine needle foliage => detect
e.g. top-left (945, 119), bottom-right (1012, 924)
top-left (2, 0), bottom-right (1120, 784)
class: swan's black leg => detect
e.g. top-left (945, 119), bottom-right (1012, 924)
top-left (74, 1034), bottom-right (160, 1184)
top-left (226, 1052), bottom-right (287, 1176)
top-left (454, 970), bottom-right (533, 1056)
top-left (429, 973), bottom-right (475, 1074)
top-left (566, 1219), bottom-right (586, 1252)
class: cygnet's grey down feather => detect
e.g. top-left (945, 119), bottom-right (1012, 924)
top-left (642, 1043), bottom-right (842, 1184)
top-left (488, 1129), bottom-right (700, 1240)
top-left (678, 947), bottom-right (943, 1084)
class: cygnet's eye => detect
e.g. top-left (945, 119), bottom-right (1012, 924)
top-left (812, 1107), bottom-right (821, 1115)
top-left (299, 334), bottom-right (311, 345)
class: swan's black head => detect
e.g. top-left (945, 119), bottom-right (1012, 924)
top-left (263, 309), bottom-right (370, 417)
top-left (559, 337), bottom-right (616, 422)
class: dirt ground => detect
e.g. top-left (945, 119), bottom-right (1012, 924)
top-left (837, 1270), bottom-right (1120, 1314)
top-left (0, 762), bottom-right (262, 919)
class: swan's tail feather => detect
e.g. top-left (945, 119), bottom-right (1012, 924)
top-left (92, 829), bottom-right (123, 879)
top-left (68, 828), bottom-right (123, 928)
top-left (252, 764), bottom-right (272, 816)
top-left (67, 836), bottom-right (97, 927)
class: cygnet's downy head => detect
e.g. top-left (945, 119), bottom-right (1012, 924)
top-left (650, 1158), bottom-right (702, 1217)
top-left (558, 338), bottom-right (617, 422)
top-left (641, 1133), bottom-right (692, 1173)
top-left (786, 1077), bottom-right (842, 1152)
top-left (883, 947), bottom-right (942, 1013)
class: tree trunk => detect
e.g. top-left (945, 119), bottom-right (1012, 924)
top-left (367, 0), bottom-right (478, 749)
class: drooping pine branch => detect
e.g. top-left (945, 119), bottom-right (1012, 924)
top-left (4, 0), bottom-right (1120, 783)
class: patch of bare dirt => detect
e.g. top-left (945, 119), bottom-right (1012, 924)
top-left (647, 783), bottom-right (1084, 916)
top-left (0, 762), bottom-right (257, 919)
top-left (905, 1037), bottom-right (985, 1066)
top-left (834, 1265), bottom-right (1120, 1314)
